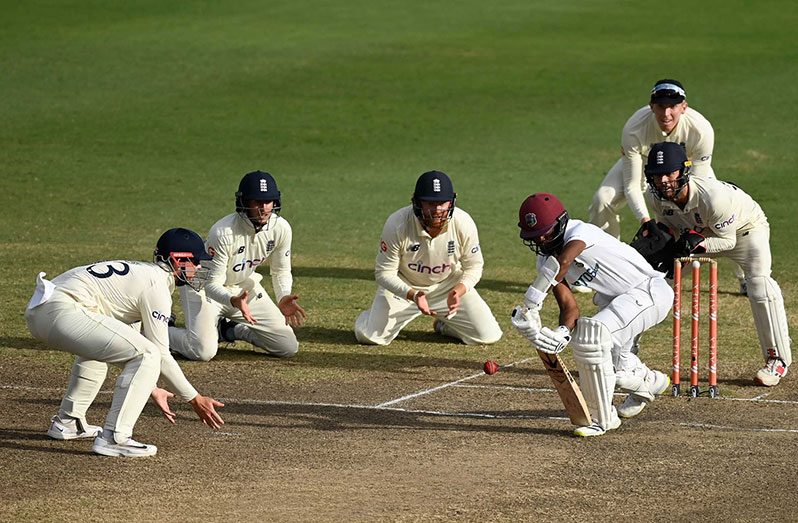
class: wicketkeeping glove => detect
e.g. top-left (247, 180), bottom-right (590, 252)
top-left (531, 326), bottom-right (571, 354)
top-left (510, 305), bottom-right (541, 341)
top-left (675, 229), bottom-right (706, 256)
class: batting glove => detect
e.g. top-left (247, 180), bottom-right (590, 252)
top-left (532, 326), bottom-right (571, 354)
top-left (510, 305), bottom-right (541, 341)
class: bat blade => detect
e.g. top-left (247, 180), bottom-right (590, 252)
top-left (537, 350), bottom-right (591, 426)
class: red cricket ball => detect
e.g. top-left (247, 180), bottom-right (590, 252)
top-left (483, 360), bottom-right (499, 375)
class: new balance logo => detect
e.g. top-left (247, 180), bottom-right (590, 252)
top-left (433, 179), bottom-right (441, 192)
top-left (260, 179), bottom-right (268, 192)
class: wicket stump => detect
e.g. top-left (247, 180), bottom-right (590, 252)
top-left (672, 257), bottom-right (718, 398)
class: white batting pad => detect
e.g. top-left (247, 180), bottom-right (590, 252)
top-left (747, 276), bottom-right (792, 366)
top-left (571, 317), bottom-right (616, 429)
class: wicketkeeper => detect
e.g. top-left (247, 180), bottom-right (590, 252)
top-left (643, 141), bottom-right (791, 386)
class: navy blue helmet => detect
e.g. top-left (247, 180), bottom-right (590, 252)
top-left (411, 170), bottom-right (457, 229)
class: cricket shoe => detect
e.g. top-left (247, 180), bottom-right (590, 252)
top-left (47, 415), bottom-right (102, 440)
top-left (92, 435), bottom-right (157, 457)
top-left (573, 409), bottom-right (621, 437)
top-left (218, 318), bottom-right (237, 343)
top-left (755, 358), bottom-right (788, 387)
top-left (617, 371), bottom-right (670, 419)
top-left (433, 319), bottom-right (445, 336)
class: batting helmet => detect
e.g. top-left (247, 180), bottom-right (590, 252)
top-left (411, 170), bottom-right (457, 229)
top-left (154, 228), bottom-right (212, 291)
top-left (517, 193), bottom-right (569, 255)
top-left (235, 170), bottom-right (282, 230)
top-left (644, 142), bottom-right (692, 200)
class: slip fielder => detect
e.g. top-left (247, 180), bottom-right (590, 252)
top-left (355, 170), bottom-right (502, 346)
top-left (169, 170), bottom-right (305, 361)
top-left (25, 228), bottom-right (225, 457)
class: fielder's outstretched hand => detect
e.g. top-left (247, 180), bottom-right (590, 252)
top-left (415, 291), bottom-right (435, 316)
top-left (151, 387), bottom-right (177, 425)
top-left (278, 295), bottom-right (307, 328)
top-left (511, 305), bottom-right (541, 341)
top-left (231, 290), bottom-right (257, 325)
top-left (190, 394), bottom-right (225, 429)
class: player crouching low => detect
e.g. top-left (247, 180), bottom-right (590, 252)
top-left (25, 228), bottom-right (225, 457)
top-left (511, 193), bottom-right (671, 436)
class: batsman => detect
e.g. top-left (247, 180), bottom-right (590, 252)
top-left (511, 193), bottom-right (672, 437)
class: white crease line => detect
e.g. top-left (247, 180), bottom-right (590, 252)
top-left (680, 422), bottom-right (798, 434)
top-left (454, 383), bottom-right (628, 397)
top-left (3, 384), bottom-right (798, 433)
top-left (375, 357), bottom-right (535, 408)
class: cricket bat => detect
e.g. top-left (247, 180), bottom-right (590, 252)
top-left (537, 350), bottom-right (591, 426)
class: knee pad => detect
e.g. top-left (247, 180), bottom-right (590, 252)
top-left (747, 276), bottom-right (792, 366)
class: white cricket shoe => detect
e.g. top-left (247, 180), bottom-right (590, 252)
top-left (739, 280), bottom-right (748, 296)
top-left (47, 415), bottom-right (102, 440)
top-left (755, 358), bottom-right (788, 387)
top-left (573, 409), bottom-right (621, 437)
top-left (617, 371), bottom-right (670, 419)
top-left (92, 435), bottom-right (157, 457)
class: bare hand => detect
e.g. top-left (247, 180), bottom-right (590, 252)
top-left (446, 289), bottom-right (461, 318)
top-left (230, 290), bottom-right (257, 324)
top-left (415, 291), bottom-right (435, 316)
top-left (151, 387), bottom-right (176, 425)
top-left (278, 295), bottom-right (306, 328)
top-left (189, 394), bottom-right (225, 429)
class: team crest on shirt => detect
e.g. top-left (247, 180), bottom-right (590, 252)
top-left (447, 240), bottom-right (455, 255)
top-left (694, 213), bottom-right (703, 225)
top-left (266, 240), bottom-right (275, 252)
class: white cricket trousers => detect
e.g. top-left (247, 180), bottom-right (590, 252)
top-left (354, 286), bottom-right (502, 346)
top-left (25, 291), bottom-right (160, 442)
top-left (592, 276), bottom-right (674, 373)
top-left (169, 283), bottom-right (298, 361)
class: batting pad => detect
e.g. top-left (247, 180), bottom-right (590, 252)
top-left (572, 317), bottom-right (616, 429)
top-left (748, 276), bottom-right (792, 366)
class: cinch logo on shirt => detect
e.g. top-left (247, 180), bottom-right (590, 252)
top-left (233, 258), bottom-right (265, 272)
top-left (407, 262), bottom-right (452, 274)
top-left (714, 214), bottom-right (736, 229)
top-left (572, 262), bottom-right (600, 287)
top-left (151, 310), bottom-right (170, 323)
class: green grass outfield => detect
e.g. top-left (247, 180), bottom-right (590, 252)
top-left (1, 1), bottom-right (796, 379)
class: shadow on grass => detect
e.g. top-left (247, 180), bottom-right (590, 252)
top-left (0, 337), bottom-right (50, 351)
top-left (292, 265), bottom-right (526, 294)
top-left (0, 429), bottom-right (90, 455)
top-left (221, 402), bottom-right (570, 437)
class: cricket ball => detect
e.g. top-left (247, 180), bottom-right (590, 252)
top-left (483, 360), bottom-right (499, 375)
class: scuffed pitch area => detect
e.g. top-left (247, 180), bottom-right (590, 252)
top-left (2, 346), bottom-right (798, 522)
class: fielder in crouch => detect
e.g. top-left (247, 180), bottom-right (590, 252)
top-left (25, 228), bottom-right (225, 457)
top-left (644, 141), bottom-right (791, 386)
top-left (589, 79), bottom-right (716, 239)
top-left (355, 171), bottom-right (502, 346)
top-left (169, 171), bottom-right (305, 361)
top-left (512, 193), bottom-right (671, 437)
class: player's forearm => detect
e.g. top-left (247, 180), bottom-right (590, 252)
top-left (702, 235), bottom-right (737, 254)
top-left (376, 271), bottom-right (413, 299)
top-left (159, 355), bottom-right (199, 402)
top-left (204, 281), bottom-right (234, 307)
top-left (271, 271), bottom-right (293, 301)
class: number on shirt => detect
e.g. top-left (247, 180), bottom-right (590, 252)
top-left (86, 262), bottom-right (130, 279)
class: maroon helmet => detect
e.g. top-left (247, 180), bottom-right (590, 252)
top-left (517, 193), bottom-right (569, 255)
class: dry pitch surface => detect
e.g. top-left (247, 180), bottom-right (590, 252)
top-left (3, 334), bottom-right (798, 522)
